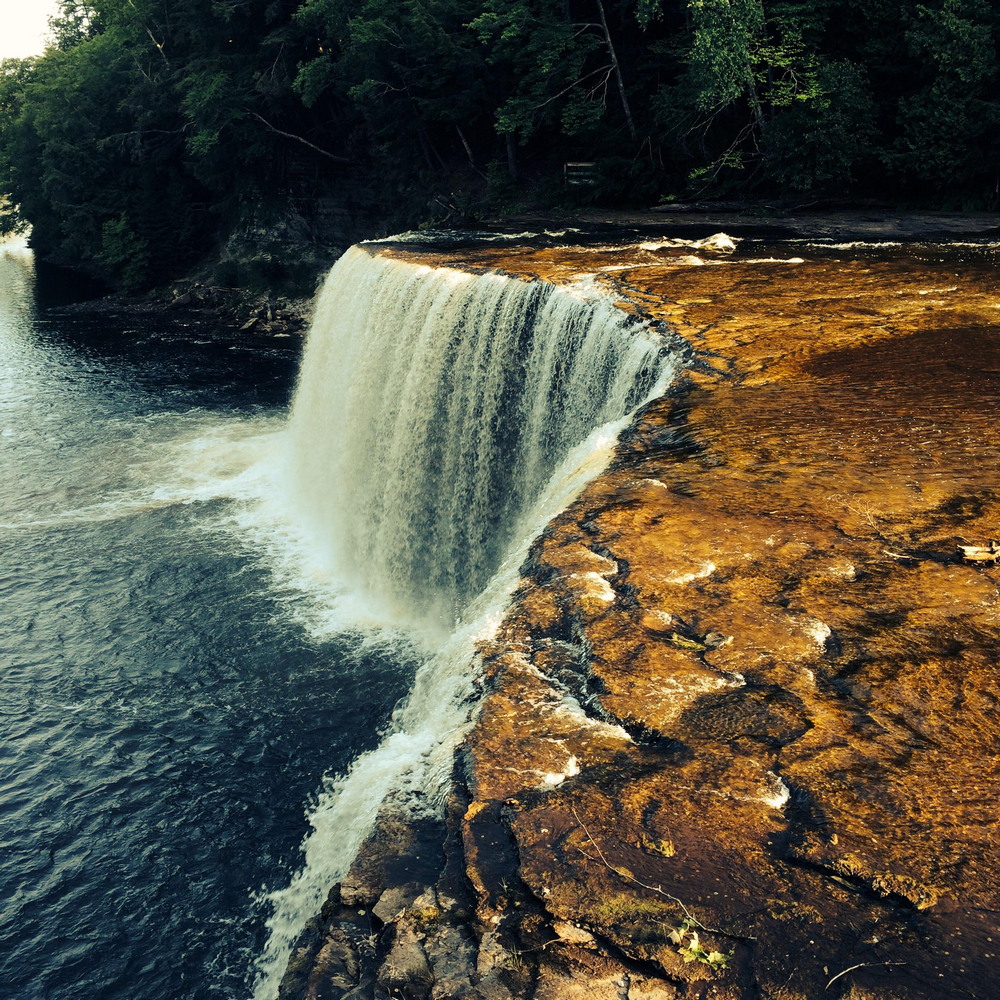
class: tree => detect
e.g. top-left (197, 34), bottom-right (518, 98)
top-left (296, 0), bottom-right (492, 169)
top-left (2, 0), bottom-right (999, 289)
top-left (0, 58), bottom-right (37, 236)
top-left (0, 0), bottom-right (314, 288)
top-left (894, 0), bottom-right (1000, 200)
top-left (470, 0), bottom-right (645, 178)
top-left (649, 0), bottom-right (881, 196)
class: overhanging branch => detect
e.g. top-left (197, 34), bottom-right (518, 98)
top-left (250, 113), bottom-right (354, 165)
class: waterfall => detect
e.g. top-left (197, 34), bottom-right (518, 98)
top-left (253, 244), bottom-right (682, 997)
top-left (287, 246), bottom-right (674, 631)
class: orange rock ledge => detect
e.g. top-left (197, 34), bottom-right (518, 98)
top-left (282, 234), bottom-right (1000, 1000)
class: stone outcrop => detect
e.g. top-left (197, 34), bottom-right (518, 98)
top-left (282, 232), bottom-right (1000, 1000)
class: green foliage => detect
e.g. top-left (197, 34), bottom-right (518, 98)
top-left (293, 55), bottom-right (335, 109)
top-left (0, 0), bottom-right (312, 287)
top-left (908, 0), bottom-right (995, 83)
top-left (471, 0), bottom-right (603, 141)
top-left (469, 0), bottom-right (642, 149)
top-left (293, 0), bottom-right (495, 196)
top-left (47, 3), bottom-right (99, 50)
top-left (182, 70), bottom-right (241, 155)
top-left (98, 214), bottom-right (150, 290)
top-left (636, 0), bottom-right (664, 29)
top-left (0, 34), bottom-right (139, 261)
top-left (764, 59), bottom-right (877, 191)
top-left (1, 0), bottom-right (999, 290)
top-left (685, 0), bottom-right (765, 111)
top-left (893, 0), bottom-right (1000, 193)
top-left (0, 58), bottom-right (36, 235)
top-left (668, 919), bottom-right (733, 971)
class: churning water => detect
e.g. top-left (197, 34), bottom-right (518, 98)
top-left (0, 237), bottom-right (679, 1000)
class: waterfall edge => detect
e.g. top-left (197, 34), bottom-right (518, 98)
top-left (270, 237), bottom-right (1000, 1000)
top-left (252, 242), bottom-right (687, 999)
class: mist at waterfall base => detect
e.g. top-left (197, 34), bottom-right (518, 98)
top-left (0, 238), bottom-right (677, 1000)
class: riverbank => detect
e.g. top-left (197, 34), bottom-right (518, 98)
top-left (55, 277), bottom-right (315, 339)
top-left (500, 206), bottom-right (1000, 241)
top-left (279, 231), bottom-right (1000, 999)
top-left (45, 208), bottom-right (1000, 341)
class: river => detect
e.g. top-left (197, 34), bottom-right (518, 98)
top-left (0, 233), bottom-right (680, 1000)
top-left (0, 237), bottom-right (425, 1000)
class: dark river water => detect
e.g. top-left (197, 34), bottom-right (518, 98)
top-left (0, 239), bottom-right (418, 1000)
top-left (0, 226), bottom-right (730, 1000)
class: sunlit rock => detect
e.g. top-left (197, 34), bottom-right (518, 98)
top-left (283, 233), bottom-right (1000, 1000)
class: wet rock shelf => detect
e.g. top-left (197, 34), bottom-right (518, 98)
top-left (283, 232), bottom-right (1000, 1000)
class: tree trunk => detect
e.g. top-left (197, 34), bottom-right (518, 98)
top-left (506, 133), bottom-right (519, 183)
top-left (595, 0), bottom-right (636, 141)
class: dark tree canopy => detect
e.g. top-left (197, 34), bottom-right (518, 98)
top-left (1, 0), bottom-right (996, 288)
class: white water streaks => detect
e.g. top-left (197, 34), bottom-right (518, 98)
top-left (251, 245), bottom-right (684, 997)
top-left (286, 246), bottom-right (676, 633)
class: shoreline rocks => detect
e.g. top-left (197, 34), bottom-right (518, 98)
top-left (55, 278), bottom-right (317, 339)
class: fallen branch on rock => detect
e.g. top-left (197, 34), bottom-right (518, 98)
top-left (571, 806), bottom-right (699, 925)
top-left (571, 806), bottom-right (736, 971)
top-left (825, 960), bottom-right (907, 990)
top-left (958, 540), bottom-right (1000, 565)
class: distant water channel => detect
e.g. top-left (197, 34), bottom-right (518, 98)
top-left (0, 239), bottom-right (420, 1000)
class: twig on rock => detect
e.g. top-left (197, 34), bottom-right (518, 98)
top-left (825, 961), bottom-right (906, 990)
top-left (571, 806), bottom-right (701, 928)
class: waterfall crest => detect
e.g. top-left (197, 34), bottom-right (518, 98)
top-left (287, 246), bottom-right (672, 631)
top-left (254, 245), bottom-right (681, 997)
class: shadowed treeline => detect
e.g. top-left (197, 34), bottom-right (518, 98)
top-left (1, 0), bottom-right (998, 289)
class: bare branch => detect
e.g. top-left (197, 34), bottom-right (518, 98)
top-left (531, 64), bottom-right (613, 112)
top-left (594, 0), bottom-right (636, 140)
top-left (250, 113), bottom-right (354, 164)
top-left (145, 25), bottom-right (169, 64)
top-left (456, 126), bottom-right (487, 180)
top-left (826, 962), bottom-right (907, 990)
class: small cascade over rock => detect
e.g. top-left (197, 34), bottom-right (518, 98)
top-left (286, 246), bottom-right (675, 630)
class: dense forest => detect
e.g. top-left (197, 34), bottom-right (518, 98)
top-left (1, 0), bottom-right (997, 290)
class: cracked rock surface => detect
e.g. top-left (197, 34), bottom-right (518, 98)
top-left (281, 232), bottom-right (1000, 1000)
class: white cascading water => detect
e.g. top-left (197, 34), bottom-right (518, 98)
top-left (252, 244), bottom-right (682, 997)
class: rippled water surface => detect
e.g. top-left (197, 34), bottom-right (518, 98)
top-left (0, 242), bottom-right (418, 1000)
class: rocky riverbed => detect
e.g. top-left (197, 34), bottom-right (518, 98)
top-left (280, 228), bottom-right (999, 1000)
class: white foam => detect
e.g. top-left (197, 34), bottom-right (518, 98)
top-left (762, 772), bottom-right (791, 810)
top-left (803, 618), bottom-right (832, 647)
top-left (249, 246), bottom-right (683, 997)
top-left (659, 561), bottom-right (717, 585)
top-left (542, 755), bottom-right (580, 786)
